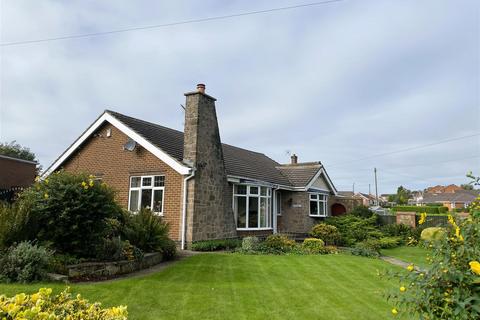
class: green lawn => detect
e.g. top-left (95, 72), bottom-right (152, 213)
top-left (0, 253), bottom-right (407, 320)
top-left (381, 246), bottom-right (430, 267)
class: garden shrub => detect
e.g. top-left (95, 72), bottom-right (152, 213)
top-left (0, 288), bottom-right (128, 319)
top-left (349, 205), bottom-right (374, 218)
top-left (326, 214), bottom-right (379, 246)
top-left (386, 204), bottom-right (480, 319)
top-left (351, 242), bottom-right (380, 258)
top-left (161, 238), bottom-right (177, 261)
top-left (420, 227), bottom-right (446, 241)
top-left (302, 238), bottom-right (325, 254)
top-left (309, 223), bottom-right (341, 245)
top-left (0, 202), bottom-right (35, 249)
top-left (242, 236), bottom-right (260, 251)
top-left (380, 223), bottom-right (414, 239)
top-left (0, 242), bottom-right (52, 283)
top-left (50, 254), bottom-right (84, 275)
top-left (17, 172), bottom-right (123, 258)
top-left (361, 237), bottom-right (402, 250)
top-left (263, 234), bottom-right (296, 253)
top-left (191, 239), bottom-right (241, 251)
top-left (121, 208), bottom-right (170, 253)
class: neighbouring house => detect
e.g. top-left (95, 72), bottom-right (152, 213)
top-left (44, 84), bottom-right (354, 248)
top-left (426, 184), bottom-right (462, 194)
top-left (0, 154), bottom-right (37, 202)
top-left (417, 189), bottom-right (479, 210)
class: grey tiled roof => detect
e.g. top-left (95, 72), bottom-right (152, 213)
top-left (275, 163), bottom-right (322, 188)
top-left (107, 110), bottom-right (292, 186)
top-left (421, 190), bottom-right (479, 203)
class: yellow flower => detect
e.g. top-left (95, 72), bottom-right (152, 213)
top-left (45, 179), bottom-right (49, 184)
top-left (81, 181), bottom-right (87, 187)
top-left (407, 264), bottom-right (414, 272)
top-left (84, 185), bottom-right (89, 190)
top-left (89, 180), bottom-right (94, 187)
top-left (400, 286), bottom-right (406, 292)
top-left (391, 308), bottom-right (398, 315)
top-left (34, 176), bottom-right (40, 182)
top-left (469, 261), bottom-right (480, 275)
top-left (44, 193), bottom-right (49, 199)
top-left (419, 212), bottom-right (427, 225)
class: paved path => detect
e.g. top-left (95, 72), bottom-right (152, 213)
top-left (78, 250), bottom-right (201, 284)
top-left (380, 255), bottom-right (426, 272)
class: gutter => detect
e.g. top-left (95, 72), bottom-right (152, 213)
top-left (181, 168), bottom-right (196, 250)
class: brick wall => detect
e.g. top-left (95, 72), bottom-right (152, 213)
top-left (0, 156), bottom-right (36, 189)
top-left (277, 191), bottom-right (321, 234)
top-left (61, 123), bottom-right (184, 241)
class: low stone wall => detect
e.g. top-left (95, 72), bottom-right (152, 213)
top-left (67, 252), bottom-right (163, 279)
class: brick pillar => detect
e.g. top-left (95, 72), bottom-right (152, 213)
top-left (396, 211), bottom-right (416, 228)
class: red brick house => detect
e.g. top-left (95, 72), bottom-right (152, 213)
top-left (44, 85), bottom-right (346, 248)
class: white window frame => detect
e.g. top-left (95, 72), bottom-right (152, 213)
top-left (128, 175), bottom-right (165, 215)
top-left (234, 184), bottom-right (272, 230)
top-left (276, 191), bottom-right (282, 216)
top-left (309, 193), bottom-right (328, 217)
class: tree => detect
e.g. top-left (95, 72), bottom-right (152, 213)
top-left (395, 186), bottom-right (412, 205)
top-left (0, 140), bottom-right (41, 173)
top-left (461, 183), bottom-right (474, 190)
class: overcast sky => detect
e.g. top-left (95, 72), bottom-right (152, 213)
top-left (1, 0), bottom-right (479, 194)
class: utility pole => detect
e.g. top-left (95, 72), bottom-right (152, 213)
top-left (374, 168), bottom-right (379, 206)
top-left (369, 184), bottom-right (371, 195)
top-left (352, 182), bottom-right (355, 194)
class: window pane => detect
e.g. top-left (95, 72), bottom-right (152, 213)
top-left (310, 194), bottom-right (318, 200)
top-left (319, 194), bottom-right (325, 201)
top-left (142, 177), bottom-right (152, 187)
top-left (248, 197), bottom-right (259, 228)
top-left (140, 189), bottom-right (153, 210)
top-left (310, 200), bottom-right (318, 215)
top-left (131, 177), bottom-right (141, 188)
top-left (235, 185), bottom-right (247, 195)
top-left (129, 190), bottom-right (139, 211)
top-left (153, 189), bottom-right (163, 213)
top-left (319, 202), bottom-right (325, 216)
top-left (259, 197), bottom-right (267, 227)
top-left (249, 186), bottom-right (258, 195)
top-left (260, 187), bottom-right (267, 196)
top-left (276, 193), bottom-right (282, 215)
top-left (154, 176), bottom-right (165, 187)
top-left (236, 196), bottom-right (247, 228)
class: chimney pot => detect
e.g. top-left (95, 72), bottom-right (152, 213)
top-left (291, 154), bottom-right (298, 164)
top-left (197, 83), bottom-right (206, 94)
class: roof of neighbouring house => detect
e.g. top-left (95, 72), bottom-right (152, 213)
top-left (421, 190), bottom-right (479, 203)
top-left (107, 111), bottom-right (295, 187)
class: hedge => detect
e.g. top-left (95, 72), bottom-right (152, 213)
top-left (392, 206), bottom-right (448, 214)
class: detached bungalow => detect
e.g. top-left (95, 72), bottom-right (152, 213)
top-left (44, 84), bottom-right (352, 248)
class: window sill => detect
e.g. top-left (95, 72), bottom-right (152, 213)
top-left (237, 228), bottom-right (273, 231)
top-left (309, 215), bottom-right (327, 218)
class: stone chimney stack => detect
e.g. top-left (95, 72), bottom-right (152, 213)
top-left (182, 84), bottom-right (236, 244)
top-left (291, 154), bottom-right (298, 164)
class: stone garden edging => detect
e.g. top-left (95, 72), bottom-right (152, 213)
top-left (67, 252), bottom-right (163, 280)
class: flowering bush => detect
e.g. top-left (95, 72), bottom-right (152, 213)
top-left (18, 171), bottom-right (123, 258)
top-left (386, 196), bottom-right (480, 319)
top-left (0, 288), bottom-right (128, 319)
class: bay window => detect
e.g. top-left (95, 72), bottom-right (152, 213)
top-left (129, 175), bottom-right (165, 214)
top-left (309, 193), bottom-right (328, 217)
top-left (234, 184), bottom-right (272, 229)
